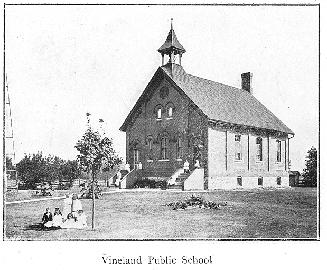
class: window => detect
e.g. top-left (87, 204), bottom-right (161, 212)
top-left (148, 138), bottom-right (153, 150)
top-left (168, 107), bottom-right (173, 118)
top-left (277, 177), bottom-right (281, 185)
top-left (165, 102), bottom-right (175, 119)
top-left (147, 137), bottom-right (153, 161)
top-left (176, 137), bottom-right (182, 159)
top-left (159, 86), bottom-right (169, 99)
top-left (258, 177), bottom-right (263, 186)
top-left (160, 137), bottom-right (168, 160)
top-left (237, 176), bottom-right (242, 186)
top-left (133, 149), bottom-right (140, 169)
top-left (157, 108), bottom-right (162, 120)
top-left (256, 137), bottom-right (263, 161)
top-left (276, 140), bottom-right (282, 162)
top-left (235, 135), bottom-right (242, 161)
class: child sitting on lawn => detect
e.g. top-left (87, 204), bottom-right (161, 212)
top-left (52, 208), bottom-right (63, 228)
top-left (41, 208), bottom-right (53, 227)
top-left (61, 213), bottom-right (77, 229)
top-left (75, 210), bottom-right (87, 228)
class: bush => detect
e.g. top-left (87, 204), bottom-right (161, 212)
top-left (133, 178), bottom-right (167, 189)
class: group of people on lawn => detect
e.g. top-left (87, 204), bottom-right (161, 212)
top-left (41, 194), bottom-right (87, 229)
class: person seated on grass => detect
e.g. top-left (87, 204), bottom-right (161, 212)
top-left (61, 213), bottom-right (77, 229)
top-left (52, 208), bottom-right (63, 228)
top-left (41, 208), bottom-right (53, 227)
top-left (75, 210), bottom-right (87, 229)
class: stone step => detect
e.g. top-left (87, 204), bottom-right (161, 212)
top-left (167, 184), bottom-right (183, 190)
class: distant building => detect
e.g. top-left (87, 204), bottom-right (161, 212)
top-left (119, 22), bottom-right (294, 190)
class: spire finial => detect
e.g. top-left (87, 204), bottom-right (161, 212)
top-left (171, 18), bottom-right (173, 30)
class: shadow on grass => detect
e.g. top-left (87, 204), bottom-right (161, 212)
top-left (24, 223), bottom-right (61, 232)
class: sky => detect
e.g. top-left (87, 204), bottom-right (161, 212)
top-left (4, 5), bottom-right (319, 171)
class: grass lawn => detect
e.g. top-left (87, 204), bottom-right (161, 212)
top-left (4, 187), bottom-right (317, 240)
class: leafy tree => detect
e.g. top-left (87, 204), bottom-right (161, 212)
top-left (75, 113), bottom-right (121, 229)
top-left (16, 152), bottom-right (81, 189)
top-left (17, 152), bottom-right (47, 189)
top-left (302, 147), bottom-right (317, 187)
top-left (60, 160), bottom-right (80, 189)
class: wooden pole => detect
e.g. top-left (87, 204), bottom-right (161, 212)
top-left (91, 173), bottom-right (95, 230)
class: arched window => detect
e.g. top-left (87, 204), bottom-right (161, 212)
top-left (157, 108), bottom-right (162, 119)
top-left (176, 137), bottom-right (182, 159)
top-left (168, 107), bottom-right (173, 118)
top-left (165, 102), bottom-right (175, 119)
top-left (148, 137), bottom-right (153, 150)
top-left (161, 137), bottom-right (168, 160)
top-left (147, 136), bottom-right (153, 161)
top-left (154, 105), bottom-right (163, 120)
top-left (256, 137), bottom-right (263, 161)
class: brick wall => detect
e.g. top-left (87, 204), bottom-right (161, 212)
top-left (125, 76), bottom-right (197, 178)
top-left (208, 125), bottom-right (289, 189)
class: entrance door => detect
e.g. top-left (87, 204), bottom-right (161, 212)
top-left (133, 149), bottom-right (140, 169)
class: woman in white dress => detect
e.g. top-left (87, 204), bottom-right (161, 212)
top-left (62, 194), bottom-right (72, 220)
top-left (71, 194), bottom-right (83, 218)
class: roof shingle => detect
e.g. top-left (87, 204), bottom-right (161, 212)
top-left (161, 63), bottom-right (294, 135)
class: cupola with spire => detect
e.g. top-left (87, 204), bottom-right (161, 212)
top-left (158, 19), bottom-right (186, 66)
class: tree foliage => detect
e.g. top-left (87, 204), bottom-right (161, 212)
top-left (302, 146), bottom-right (317, 187)
top-left (16, 152), bottom-right (80, 189)
top-left (75, 126), bottom-right (121, 182)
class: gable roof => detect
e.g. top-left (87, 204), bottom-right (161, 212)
top-left (120, 63), bottom-right (294, 135)
top-left (161, 63), bottom-right (294, 135)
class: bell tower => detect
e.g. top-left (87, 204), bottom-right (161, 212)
top-left (158, 19), bottom-right (186, 66)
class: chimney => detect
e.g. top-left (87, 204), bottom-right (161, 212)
top-left (241, 72), bottom-right (253, 94)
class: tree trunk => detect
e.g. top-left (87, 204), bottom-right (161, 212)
top-left (91, 173), bottom-right (95, 230)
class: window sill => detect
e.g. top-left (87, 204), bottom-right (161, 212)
top-left (176, 159), bottom-right (183, 161)
top-left (166, 117), bottom-right (173, 120)
top-left (234, 159), bottom-right (244, 163)
top-left (156, 118), bottom-right (162, 121)
top-left (158, 159), bottom-right (170, 162)
top-left (255, 160), bottom-right (263, 164)
top-left (147, 160), bottom-right (153, 163)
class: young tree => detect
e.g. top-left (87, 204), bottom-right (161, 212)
top-left (75, 113), bottom-right (121, 229)
top-left (302, 146), bottom-right (317, 187)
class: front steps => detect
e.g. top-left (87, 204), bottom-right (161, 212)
top-left (167, 171), bottom-right (190, 190)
